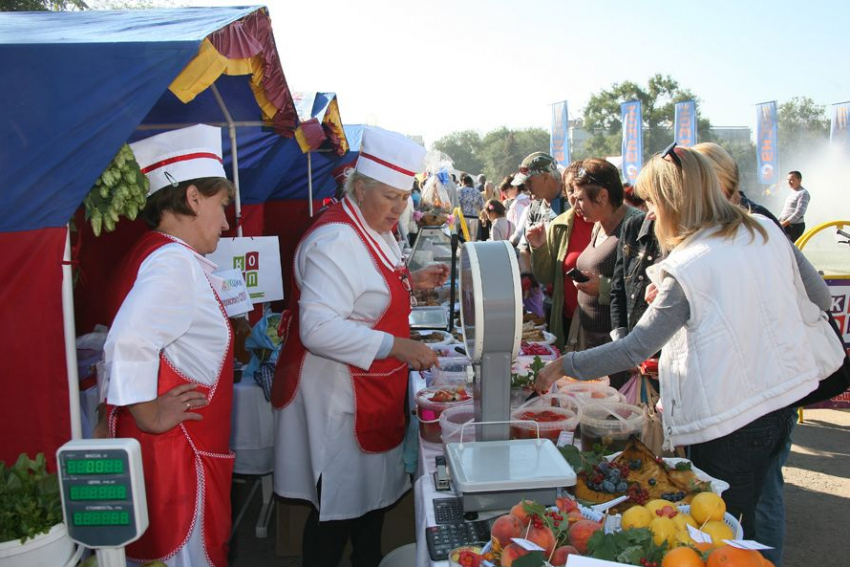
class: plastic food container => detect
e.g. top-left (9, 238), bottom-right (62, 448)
top-left (556, 374), bottom-right (610, 388)
top-left (415, 386), bottom-right (473, 444)
top-left (432, 359), bottom-right (471, 387)
top-left (558, 381), bottom-right (624, 407)
top-left (579, 402), bottom-right (645, 454)
top-left (439, 404), bottom-right (477, 447)
top-left (510, 394), bottom-right (579, 442)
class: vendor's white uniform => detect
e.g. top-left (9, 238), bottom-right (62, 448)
top-left (273, 200), bottom-right (410, 520)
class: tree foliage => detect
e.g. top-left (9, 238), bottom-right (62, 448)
top-left (0, 0), bottom-right (87, 10)
top-left (432, 127), bottom-right (549, 183)
top-left (777, 96), bottom-right (829, 164)
top-left (578, 74), bottom-right (714, 160)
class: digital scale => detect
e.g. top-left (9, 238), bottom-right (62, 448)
top-left (446, 241), bottom-right (577, 512)
top-left (57, 439), bottom-right (148, 567)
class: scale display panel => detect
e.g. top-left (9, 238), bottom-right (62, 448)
top-left (57, 439), bottom-right (148, 548)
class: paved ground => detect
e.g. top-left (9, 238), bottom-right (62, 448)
top-left (783, 408), bottom-right (850, 567)
top-left (229, 408), bottom-right (850, 567)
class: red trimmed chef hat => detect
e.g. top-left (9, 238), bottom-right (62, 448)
top-left (130, 124), bottom-right (227, 195)
top-left (355, 126), bottom-right (426, 191)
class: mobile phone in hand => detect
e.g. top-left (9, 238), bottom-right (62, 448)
top-left (567, 267), bottom-right (590, 283)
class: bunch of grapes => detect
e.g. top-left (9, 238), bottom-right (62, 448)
top-left (626, 483), bottom-right (649, 505)
top-left (586, 461), bottom-right (630, 493)
top-left (659, 490), bottom-right (687, 502)
top-left (83, 144), bottom-right (148, 236)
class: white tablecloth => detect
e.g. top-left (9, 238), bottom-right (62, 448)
top-left (230, 379), bottom-right (275, 475)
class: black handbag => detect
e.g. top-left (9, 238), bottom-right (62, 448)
top-left (792, 311), bottom-right (850, 407)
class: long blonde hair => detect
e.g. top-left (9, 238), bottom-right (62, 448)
top-left (692, 142), bottom-right (739, 200)
top-left (635, 147), bottom-right (767, 252)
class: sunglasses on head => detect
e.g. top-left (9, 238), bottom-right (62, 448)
top-left (574, 167), bottom-right (607, 188)
top-left (661, 141), bottom-right (683, 168)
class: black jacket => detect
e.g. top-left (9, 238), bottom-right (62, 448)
top-left (610, 212), bottom-right (662, 334)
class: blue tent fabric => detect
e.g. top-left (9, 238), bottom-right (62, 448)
top-left (0, 7), bottom-right (267, 233)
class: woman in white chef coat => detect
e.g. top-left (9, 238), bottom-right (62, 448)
top-left (102, 125), bottom-right (235, 567)
top-left (272, 126), bottom-right (448, 567)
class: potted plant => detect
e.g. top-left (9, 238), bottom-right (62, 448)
top-left (0, 453), bottom-right (75, 567)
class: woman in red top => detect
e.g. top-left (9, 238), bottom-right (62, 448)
top-left (527, 161), bottom-right (594, 349)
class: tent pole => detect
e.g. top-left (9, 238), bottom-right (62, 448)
top-left (63, 224), bottom-right (82, 440)
top-left (308, 152), bottom-right (314, 217)
top-left (211, 84), bottom-right (243, 237)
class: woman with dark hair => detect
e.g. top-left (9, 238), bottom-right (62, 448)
top-left (485, 198), bottom-right (513, 241)
top-left (567, 159), bottom-right (640, 385)
top-left (102, 125), bottom-right (236, 567)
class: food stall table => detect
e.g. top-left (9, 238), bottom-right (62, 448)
top-left (230, 379), bottom-right (275, 538)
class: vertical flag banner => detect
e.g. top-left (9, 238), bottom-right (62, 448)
top-left (550, 100), bottom-right (570, 168)
top-left (674, 100), bottom-right (697, 147)
top-left (830, 101), bottom-right (850, 153)
top-left (756, 101), bottom-right (779, 184)
top-left (621, 100), bottom-right (643, 183)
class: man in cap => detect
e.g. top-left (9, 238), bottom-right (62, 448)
top-left (510, 152), bottom-right (569, 269)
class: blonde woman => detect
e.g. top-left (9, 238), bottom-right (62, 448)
top-left (537, 144), bottom-right (832, 539)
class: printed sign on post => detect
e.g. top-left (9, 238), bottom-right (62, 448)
top-left (206, 236), bottom-right (283, 304)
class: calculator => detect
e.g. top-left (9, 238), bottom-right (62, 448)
top-left (433, 497), bottom-right (465, 524)
top-left (425, 519), bottom-right (493, 561)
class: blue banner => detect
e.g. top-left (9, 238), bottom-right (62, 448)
top-left (756, 101), bottom-right (779, 185)
top-left (674, 100), bottom-right (697, 147)
top-left (621, 100), bottom-right (643, 183)
top-left (831, 102), bottom-right (850, 153)
top-left (550, 100), bottom-right (570, 168)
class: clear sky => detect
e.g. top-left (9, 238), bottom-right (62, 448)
top-left (193, 0), bottom-right (850, 147)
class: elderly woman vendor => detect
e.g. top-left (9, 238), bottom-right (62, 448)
top-left (272, 127), bottom-right (448, 567)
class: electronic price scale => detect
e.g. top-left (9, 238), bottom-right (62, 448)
top-left (447, 241), bottom-right (576, 512)
top-left (57, 439), bottom-right (148, 567)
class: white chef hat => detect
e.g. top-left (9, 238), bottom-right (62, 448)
top-left (130, 124), bottom-right (227, 195)
top-left (355, 126), bottom-right (426, 191)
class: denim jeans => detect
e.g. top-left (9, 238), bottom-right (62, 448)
top-left (687, 407), bottom-right (795, 540)
top-left (754, 416), bottom-right (795, 566)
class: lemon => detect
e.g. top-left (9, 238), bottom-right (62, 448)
top-left (674, 530), bottom-right (693, 547)
top-left (621, 505), bottom-right (653, 530)
top-left (649, 516), bottom-right (677, 547)
top-left (701, 520), bottom-right (734, 547)
top-left (689, 492), bottom-right (726, 524)
top-left (646, 498), bottom-right (675, 517)
top-left (672, 513), bottom-right (698, 532)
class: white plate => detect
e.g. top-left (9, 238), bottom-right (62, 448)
top-left (411, 329), bottom-right (453, 346)
top-left (525, 330), bottom-right (556, 345)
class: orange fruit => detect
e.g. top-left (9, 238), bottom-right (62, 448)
top-left (692, 542), bottom-right (714, 555)
top-left (706, 545), bottom-right (765, 567)
top-left (662, 546), bottom-right (706, 567)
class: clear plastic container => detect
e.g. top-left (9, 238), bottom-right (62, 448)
top-left (558, 381), bottom-right (624, 407)
top-left (556, 374), bottom-right (610, 388)
top-left (432, 359), bottom-right (471, 387)
top-left (439, 404), bottom-right (477, 447)
top-left (415, 385), bottom-right (473, 444)
top-left (510, 394), bottom-right (579, 442)
top-left (579, 402), bottom-right (645, 454)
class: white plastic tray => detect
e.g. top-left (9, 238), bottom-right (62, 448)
top-left (445, 438), bottom-right (577, 494)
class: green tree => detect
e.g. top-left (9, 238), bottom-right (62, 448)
top-left (432, 130), bottom-right (484, 176)
top-left (479, 126), bottom-right (549, 183)
top-left (0, 0), bottom-right (87, 10)
top-left (579, 74), bottom-right (714, 161)
top-left (777, 96), bottom-right (829, 165)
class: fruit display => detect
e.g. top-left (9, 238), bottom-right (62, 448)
top-left (83, 143), bottom-right (149, 236)
top-left (572, 438), bottom-right (713, 512)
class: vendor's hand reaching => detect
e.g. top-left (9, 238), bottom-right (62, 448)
top-left (411, 263), bottom-right (450, 290)
top-left (391, 337), bottom-right (439, 370)
top-left (534, 357), bottom-right (565, 395)
top-left (525, 222), bottom-right (547, 249)
top-left (127, 383), bottom-right (208, 434)
top-left (573, 272), bottom-right (600, 296)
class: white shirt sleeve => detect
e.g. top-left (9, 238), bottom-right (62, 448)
top-left (296, 225), bottom-right (390, 370)
top-left (104, 247), bottom-right (198, 406)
